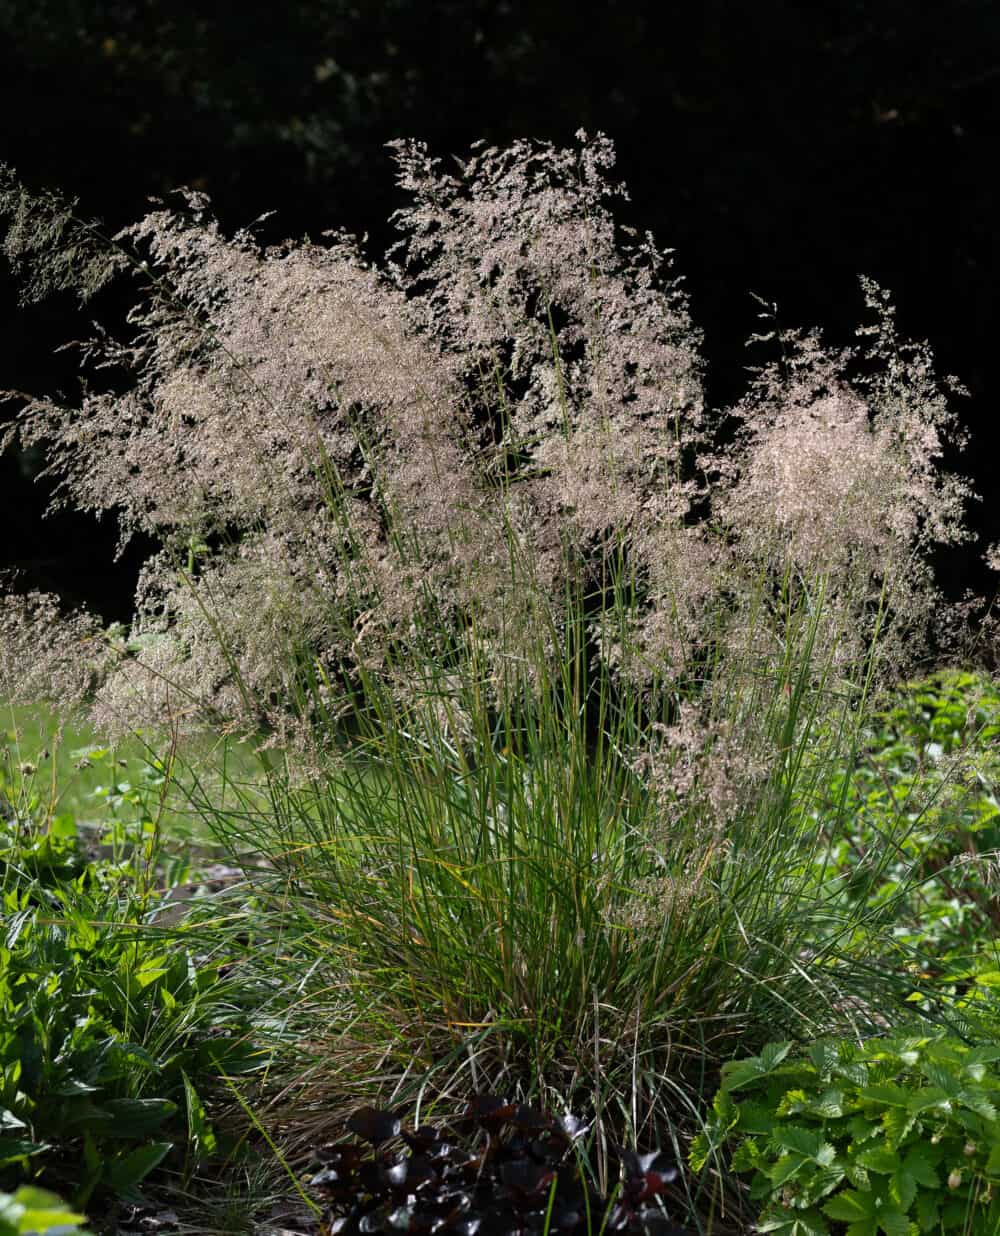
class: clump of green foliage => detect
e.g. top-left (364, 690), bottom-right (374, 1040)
top-left (800, 670), bottom-right (1000, 1007)
top-left (0, 740), bottom-right (264, 1211)
top-left (692, 1034), bottom-right (1000, 1234)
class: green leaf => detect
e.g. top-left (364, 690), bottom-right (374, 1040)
top-left (737, 1099), bottom-right (782, 1135)
top-left (770, 1153), bottom-right (809, 1188)
top-left (856, 1145), bottom-right (899, 1175)
top-left (900, 1146), bottom-right (936, 1189)
top-left (886, 1144), bottom-right (937, 1211)
top-left (0, 1137), bottom-right (49, 1167)
top-left (688, 1131), bottom-right (712, 1173)
top-left (756, 1206), bottom-right (831, 1235)
top-left (762, 1043), bottom-right (794, 1072)
top-left (106, 1141), bottom-right (172, 1205)
top-left (861, 1084), bottom-right (911, 1109)
top-left (721, 1057), bottom-right (767, 1092)
top-left (772, 1125), bottom-right (828, 1161)
top-left (181, 1071), bottom-right (216, 1163)
top-left (809, 1042), bottom-right (840, 1076)
top-left (100, 1098), bottom-right (177, 1138)
top-left (0, 1186), bottom-right (91, 1234)
top-left (848, 1115), bottom-right (881, 1143)
top-left (824, 1189), bottom-right (877, 1223)
top-left (958, 1090), bottom-right (998, 1122)
top-left (914, 1189), bottom-right (940, 1231)
top-left (730, 1137), bottom-right (764, 1174)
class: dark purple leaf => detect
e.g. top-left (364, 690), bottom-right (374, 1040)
top-left (349, 1106), bottom-right (403, 1146)
top-left (510, 1105), bottom-right (551, 1134)
top-left (461, 1095), bottom-right (517, 1131)
top-left (499, 1160), bottom-right (556, 1200)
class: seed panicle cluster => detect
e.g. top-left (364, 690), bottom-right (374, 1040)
top-left (0, 134), bottom-right (991, 787)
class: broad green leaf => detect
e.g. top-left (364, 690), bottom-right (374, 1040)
top-left (824, 1189), bottom-right (877, 1223)
top-left (834, 1061), bottom-right (870, 1088)
top-left (0, 1186), bottom-right (91, 1234)
top-left (770, 1152), bottom-right (809, 1188)
top-left (772, 1125), bottom-right (827, 1160)
top-left (880, 1106), bottom-right (916, 1147)
top-left (964, 1045), bottom-right (1000, 1068)
top-left (848, 1115), bottom-right (880, 1143)
top-left (861, 1084), bottom-right (911, 1109)
top-left (107, 1141), bottom-right (172, 1204)
top-left (756, 1206), bottom-right (831, 1235)
top-left (761, 1042), bottom-right (793, 1072)
top-left (722, 1057), bottom-right (766, 1092)
top-left (900, 1145), bottom-right (937, 1190)
top-left (809, 1042), bottom-right (840, 1076)
top-left (99, 1098), bottom-right (177, 1137)
top-left (737, 1099), bottom-right (781, 1135)
top-left (801, 1164), bottom-right (847, 1205)
top-left (919, 1063), bottom-right (961, 1097)
top-left (0, 1137), bottom-right (49, 1167)
top-left (810, 1089), bottom-right (847, 1119)
top-left (914, 1189), bottom-right (940, 1231)
top-left (856, 1145), bottom-right (898, 1175)
top-left (899, 1092), bottom-right (949, 1122)
top-left (777, 1088), bottom-right (810, 1116)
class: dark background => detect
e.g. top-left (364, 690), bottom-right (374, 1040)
top-left (1, 0), bottom-right (998, 623)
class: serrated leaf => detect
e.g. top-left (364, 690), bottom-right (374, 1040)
top-left (964, 1045), bottom-right (1000, 1068)
top-left (880, 1106), bottom-right (916, 1147)
top-left (861, 1084), bottom-right (911, 1109)
top-left (772, 1125), bottom-right (826, 1160)
top-left (920, 1063), bottom-right (961, 1097)
top-left (761, 1042), bottom-right (794, 1072)
top-left (777, 1088), bottom-right (810, 1116)
top-left (770, 1152), bottom-right (809, 1188)
top-left (874, 1205), bottom-right (911, 1236)
top-left (957, 1090), bottom-right (997, 1121)
top-left (737, 1099), bottom-right (781, 1135)
top-left (914, 1189), bottom-right (940, 1231)
top-left (906, 1086), bottom-right (950, 1116)
top-left (756, 1206), bottom-right (831, 1235)
top-left (856, 1145), bottom-right (898, 1174)
top-left (824, 1189), bottom-right (876, 1222)
top-left (721, 1057), bottom-right (766, 1092)
top-left (901, 1145), bottom-right (937, 1190)
top-left (834, 1061), bottom-right (870, 1088)
top-left (809, 1042), bottom-right (840, 1076)
top-left (848, 1115), bottom-right (880, 1143)
top-left (730, 1137), bottom-right (764, 1173)
top-left (801, 1164), bottom-right (847, 1205)
top-left (811, 1089), bottom-right (846, 1118)
top-left (688, 1130), bottom-right (712, 1173)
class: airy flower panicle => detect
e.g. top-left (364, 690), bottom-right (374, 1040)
top-left (0, 134), bottom-right (986, 774)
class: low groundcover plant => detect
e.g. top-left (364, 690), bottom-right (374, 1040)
top-left (692, 1033), bottom-right (1000, 1234)
top-left (0, 132), bottom-right (997, 1228)
top-left (0, 740), bottom-right (264, 1212)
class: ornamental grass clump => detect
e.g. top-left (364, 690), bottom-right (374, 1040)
top-left (0, 134), bottom-right (987, 1180)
